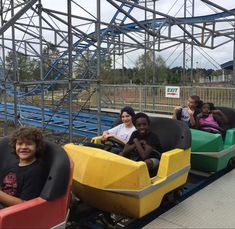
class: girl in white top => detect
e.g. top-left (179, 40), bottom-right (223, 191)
top-left (102, 106), bottom-right (136, 144)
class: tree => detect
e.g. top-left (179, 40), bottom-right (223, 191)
top-left (73, 50), bottom-right (113, 83)
top-left (170, 67), bottom-right (184, 84)
top-left (101, 55), bottom-right (113, 83)
top-left (5, 51), bottom-right (39, 81)
top-left (4, 44), bottom-right (62, 83)
top-left (135, 50), bottom-right (169, 84)
top-left (42, 43), bottom-right (60, 80)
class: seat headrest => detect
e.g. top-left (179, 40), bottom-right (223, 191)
top-left (216, 106), bottom-right (235, 129)
top-left (0, 137), bottom-right (17, 181)
top-left (149, 117), bottom-right (191, 152)
top-left (0, 137), bottom-right (70, 201)
top-left (39, 141), bottom-right (70, 200)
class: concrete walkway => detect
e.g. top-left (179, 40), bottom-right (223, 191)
top-left (143, 169), bottom-right (235, 228)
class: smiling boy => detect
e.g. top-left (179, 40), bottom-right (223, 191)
top-left (120, 112), bottom-right (162, 173)
top-left (0, 126), bottom-right (47, 208)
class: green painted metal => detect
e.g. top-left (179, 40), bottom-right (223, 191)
top-left (191, 129), bottom-right (235, 172)
top-left (224, 128), bottom-right (235, 146)
top-left (191, 129), bottom-right (223, 152)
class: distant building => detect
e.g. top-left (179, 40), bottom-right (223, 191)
top-left (198, 60), bottom-right (234, 84)
top-left (221, 60), bottom-right (234, 71)
top-left (199, 73), bottom-right (232, 84)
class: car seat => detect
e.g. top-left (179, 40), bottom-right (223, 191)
top-left (0, 136), bottom-right (74, 229)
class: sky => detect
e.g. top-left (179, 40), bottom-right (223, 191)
top-left (15, 1), bottom-right (235, 70)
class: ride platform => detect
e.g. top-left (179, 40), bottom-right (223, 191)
top-left (143, 169), bottom-right (235, 228)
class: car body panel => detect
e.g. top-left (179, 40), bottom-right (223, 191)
top-left (64, 143), bottom-right (190, 218)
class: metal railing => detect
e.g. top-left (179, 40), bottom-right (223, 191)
top-left (2, 83), bottom-right (234, 115)
top-left (91, 84), bottom-right (235, 113)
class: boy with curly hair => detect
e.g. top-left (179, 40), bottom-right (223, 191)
top-left (0, 126), bottom-right (47, 208)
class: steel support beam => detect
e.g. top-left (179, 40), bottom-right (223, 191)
top-left (0, 0), bottom-right (38, 35)
top-left (201, 0), bottom-right (235, 17)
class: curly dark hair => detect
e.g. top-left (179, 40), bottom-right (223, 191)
top-left (133, 112), bottom-right (150, 126)
top-left (203, 102), bottom-right (216, 110)
top-left (10, 126), bottom-right (45, 158)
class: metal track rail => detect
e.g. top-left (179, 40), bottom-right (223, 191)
top-left (67, 167), bottom-right (232, 229)
top-left (0, 102), bottom-right (117, 138)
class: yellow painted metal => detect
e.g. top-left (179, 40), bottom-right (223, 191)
top-left (64, 144), bottom-right (191, 218)
top-left (91, 136), bottom-right (103, 144)
top-left (91, 136), bottom-right (113, 146)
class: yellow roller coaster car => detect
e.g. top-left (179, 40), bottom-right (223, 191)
top-left (64, 117), bottom-right (191, 218)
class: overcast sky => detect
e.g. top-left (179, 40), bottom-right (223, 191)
top-left (40, 0), bottom-right (235, 69)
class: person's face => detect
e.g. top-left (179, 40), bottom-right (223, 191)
top-left (121, 112), bottom-right (133, 127)
top-left (135, 117), bottom-right (149, 135)
top-left (201, 104), bottom-right (210, 115)
top-left (16, 138), bottom-right (37, 164)
top-left (187, 97), bottom-right (196, 109)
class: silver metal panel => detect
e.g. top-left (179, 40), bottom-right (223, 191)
top-left (102, 165), bottom-right (190, 198)
top-left (144, 169), bottom-right (235, 228)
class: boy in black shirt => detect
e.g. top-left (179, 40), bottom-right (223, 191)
top-left (0, 127), bottom-right (47, 207)
top-left (120, 112), bottom-right (162, 172)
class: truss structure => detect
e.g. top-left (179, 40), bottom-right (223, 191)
top-left (0, 0), bottom-right (235, 138)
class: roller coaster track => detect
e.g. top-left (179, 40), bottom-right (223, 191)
top-left (1, 0), bottom-right (235, 98)
top-left (0, 102), bottom-right (117, 138)
top-left (0, 0), bottom-right (139, 97)
top-left (67, 167), bottom-right (232, 228)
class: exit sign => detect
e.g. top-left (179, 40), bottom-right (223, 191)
top-left (165, 86), bottom-right (180, 98)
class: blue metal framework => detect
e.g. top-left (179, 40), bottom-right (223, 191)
top-left (0, 102), bottom-right (117, 137)
top-left (0, 0), bottom-right (234, 137)
top-left (0, 0), bottom-right (235, 97)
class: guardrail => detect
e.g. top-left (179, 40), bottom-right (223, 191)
top-left (91, 84), bottom-right (235, 113)
top-left (1, 84), bottom-right (235, 116)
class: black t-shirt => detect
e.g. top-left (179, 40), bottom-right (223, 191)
top-left (127, 130), bottom-right (162, 161)
top-left (0, 160), bottom-right (47, 201)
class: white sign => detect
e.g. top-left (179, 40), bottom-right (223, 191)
top-left (165, 86), bottom-right (180, 98)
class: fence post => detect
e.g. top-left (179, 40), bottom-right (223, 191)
top-left (139, 85), bottom-right (142, 112)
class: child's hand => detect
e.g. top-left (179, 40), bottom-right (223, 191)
top-left (187, 107), bottom-right (193, 116)
top-left (139, 140), bottom-right (147, 145)
top-left (101, 131), bottom-right (109, 141)
top-left (212, 109), bottom-right (221, 115)
top-left (174, 106), bottom-right (182, 112)
top-left (133, 138), bottom-right (139, 144)
top-left (140, 140), bottom-right (147, 150)
top-left (119, 152), bottom-right (124, 156)
top-left (197, 113), bottom-right (203, 118)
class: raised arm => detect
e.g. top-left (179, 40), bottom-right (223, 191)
top-left (212, 109), bottom-right (228, 123)
top-left (196, 112), bottom-right (203, 128)
top-left (172, 106), bottom-right (182, 119)
top-left (188, 107), bottom-right (197, 127)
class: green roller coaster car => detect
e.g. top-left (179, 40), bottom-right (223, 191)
top-left (191, 107), bottom-right (235, 172)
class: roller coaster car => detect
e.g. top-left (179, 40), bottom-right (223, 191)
top-left (0, 137), bottom-right (74, 229)
top-left (64, 117), bottom-right (191, 218)
top-left (191, 107), bottom-right (235, 172)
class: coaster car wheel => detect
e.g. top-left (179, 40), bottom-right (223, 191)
top-left (228, 157), bottom-right (235, 169)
